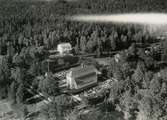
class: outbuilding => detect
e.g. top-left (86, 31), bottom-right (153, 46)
top-left (57, 43), bottom-right (72, 55)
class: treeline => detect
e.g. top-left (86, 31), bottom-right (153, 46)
top-left (0, 0), bottom-right (163, 56)
top-left (105, 41), bottom-right (167, 120)
top-left (79, 0), bottom-right (167, 13)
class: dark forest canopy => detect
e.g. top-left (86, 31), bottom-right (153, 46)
top-left (1, 0), bottom-right (167, 16)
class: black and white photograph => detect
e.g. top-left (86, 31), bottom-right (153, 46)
top-left (0, 0), bottom-right (167, 120)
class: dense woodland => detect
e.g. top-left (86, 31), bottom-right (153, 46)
top-left (0, 0), bottom-right (167, 120)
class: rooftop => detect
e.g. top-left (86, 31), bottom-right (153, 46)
top-left (69, 65), bottom-right (98, 78)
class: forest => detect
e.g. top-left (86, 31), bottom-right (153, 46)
top-left (0, 0), bottom-right (167, 120)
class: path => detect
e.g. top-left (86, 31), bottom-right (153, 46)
top-left (0, 100), bottom-right (18, 120)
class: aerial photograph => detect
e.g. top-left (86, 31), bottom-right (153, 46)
top-left (0, 0), bottom-right (167, 120)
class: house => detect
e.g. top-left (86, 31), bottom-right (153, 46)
top-left (57, 43), bottom-right (72, 55)
top-left (43, 55), bottom-right (80, 73)
top-left (66, 65), bottom-right (100, 91)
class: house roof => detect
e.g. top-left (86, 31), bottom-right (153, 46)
top-left (69, 65), bottom-right (97, 78)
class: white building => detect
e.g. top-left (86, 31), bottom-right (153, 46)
top-left (57, 43), bottom-right (72, 55)
top-left (66, 65), bottom-right (100, 91)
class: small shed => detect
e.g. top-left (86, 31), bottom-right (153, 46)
top-left (57, 43), bottom-right (72, 55)
top-left (66, 65), bottom-right (99, 91)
